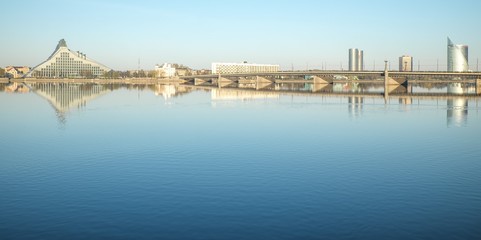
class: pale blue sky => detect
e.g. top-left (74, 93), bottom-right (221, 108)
top-left (1, 0), bottom-right (480, 71)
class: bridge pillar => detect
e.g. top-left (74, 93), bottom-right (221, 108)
top-left (256, 76), bottom-right (273, 83)
top-left (238, 77), bottom-right (252, 84)
top-left (312, 83), bottom-right (330, 92)
top-left (194, 78), bottom-right (206, 86)
top-left (312, 76), bottom-right (332, 84)
top-left (218, 76), bottom-right (233, 83)
top-left (477, 79), bottom-right (481, 94)
top-left (384, 61), bottom-right (389, 100)
top-left (386, 77), bottom-right (406, 85)
top-left (255, 76), bottom-right (273, 90)
top-left (216, 75), bottom-right (234, 88)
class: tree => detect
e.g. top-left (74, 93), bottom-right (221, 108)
top-left (103, 70), bottom-right (120, 79)
top-left (80, 70), bottom-right (93, 78)
top-left (138, 70), bottom-right (146, 78)
top-left (0, 67), bottom-right (5, 77)
top-left (148, 70), bottom-right (156, 78)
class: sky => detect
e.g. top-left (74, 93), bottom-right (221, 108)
top-left (1, 0), bottom-right (480, 71)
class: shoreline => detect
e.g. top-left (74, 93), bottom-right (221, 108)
top-left (0, 78), bottom-right (187, 84)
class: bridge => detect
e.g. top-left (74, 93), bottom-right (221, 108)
top-left (179, 69), bottom-right (481, 96)
top-left (181, 71), bottom-right (481, 79)
top-left (3, 69), bottom-right (481, 94)
top-left (179, 71), bottom-right (481, 83)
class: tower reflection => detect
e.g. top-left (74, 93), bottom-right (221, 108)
top-left (348, 96), bottom-right (363, 119)
top-left (447, 83), bottom-right (468, 127)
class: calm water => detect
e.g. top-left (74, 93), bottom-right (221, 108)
top-left (1, 82), bottom-right (481, 239)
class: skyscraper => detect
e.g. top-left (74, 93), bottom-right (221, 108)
top-left (348, 48), bottom-right (364, 71)
top-left (447, 37), bottom-right (468, 72)
top-left (399, 55), bottom-right (413, 72)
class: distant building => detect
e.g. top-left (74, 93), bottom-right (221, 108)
top-left (348, 48), bottom-right (363, 71)
top-left (25, 39), bottom-right (111, 78)
top-left (447, 37), bottom-right (468, 72)
top-left (399, 55), bottom-right (413, 72)
top-left (174, 65), bottom-right (192, 77)
top-left (212, 62), bottom-right (279, 74)
top-left (192, 69), bottom-right (212, 75)
top-left (5, 66), bottom-right (30, 78)
top-left (154, 63), bottom-right (192, 78)
top-left (155, 63), bottom-right (176, 78)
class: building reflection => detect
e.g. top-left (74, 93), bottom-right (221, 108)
top-left (399, 84), bottom-right (413, 105)
top-left (211, 88), bottom-right (279, 101)
top-left (2, 81), bottom-right (478, 127)
top-left (447, 83), bottom-right (468, 127)
top-left (4, 82), bottom-right (30, 93)
top-left (31, 83), bottom-right (112, 125)
top-left (332, 83), bottom-right (365, 118)
top-left (152, 84), bottom-right (192, 100)
top-left (348, 96), bottom-right (363, 118)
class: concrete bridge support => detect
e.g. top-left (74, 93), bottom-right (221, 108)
top-left (256, 76), bottom-right (273, 83)
top-left (384, 61), bottom-right (390, 100)
top-left (312, 83), bottom-right (330, 92)
top-left (312, 76), bottom-right (332, 84)
top-left (215, 75), bottom-right (234, 88)
top-left (237, 77), bottom-right (252, 84)
top-left (194, 78), bottom-right (207, 85)
top-left (477, 79), bottom-right (481, 94)
top-left (385, 77), bottom-right (407, 85)
top-left (255, 76), bottom-right (274, 90)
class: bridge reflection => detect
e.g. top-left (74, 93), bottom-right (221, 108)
top-left (1, 81), bottom-right (478, 128)
top-left (182, 81), bottom-right (478, 126)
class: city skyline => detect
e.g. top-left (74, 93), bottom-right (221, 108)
top-left (1, 0), bottom-right (480, 71)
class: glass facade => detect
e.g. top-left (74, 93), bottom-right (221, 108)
top-left (447, 37), bottom-right (468, 72)
top-left (26, 39), bottom-right (111, 78)
top-left (348, 48), bottom-right (363, 71)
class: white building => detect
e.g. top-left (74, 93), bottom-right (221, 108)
top-left (155, 63), bottom-right (176, 78)
top-left (447, 37), bottom-right (468, 72)
top-left (25, 39), bottom-right (111, 78)
top-left (212, 62), bottom-right (279, 74)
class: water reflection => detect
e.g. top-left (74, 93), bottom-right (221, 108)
top-left (447, 83), bottom-right (468, 127)
top-left (4, 82), bottom-right (30, 93)
top-left (212, 88), bottom-right (279, 101)
top-left (1, 81), bottom-right (479, 128)
top-left (348, 96), bottom-right (363, 119)
top-left (152, 84), bottom-right (192, 100)
top-left (32, 83), bottom-right (112, 125)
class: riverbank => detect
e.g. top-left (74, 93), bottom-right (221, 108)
top-left (0, 78), bottom-right (187, 84)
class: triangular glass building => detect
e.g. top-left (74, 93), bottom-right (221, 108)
top-left (25, 39), bottom-right (111, 78)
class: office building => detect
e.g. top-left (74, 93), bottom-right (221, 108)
top-left (399, 55), bottom-right (413, 72)
top-left (348, 48), bottom-right (364, 71)
top-left (25, 39), bottom-right (111, 78)
top-left (447, 37), bottom-right (468, 72)
top-left (212, 62), bottom-right (279, 74)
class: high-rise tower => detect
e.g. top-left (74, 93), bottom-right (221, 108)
top-left (399, 55), bottom-right (413, 72)
top-left (447, 37), bottom-right (468, 72)
top-left (348, 48), bottom-right (364, 71)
